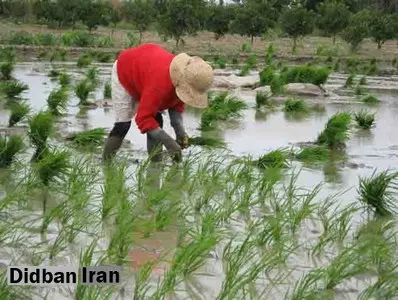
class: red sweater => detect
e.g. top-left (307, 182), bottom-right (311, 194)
top-left (116, 43), bottom-right (185, 133)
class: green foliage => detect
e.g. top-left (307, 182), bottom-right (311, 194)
top-left (255, 149), bottom-right (290, 169)
top-left (200, 92), bottom-right (247, 131)
top-left (259, 66), bottom-right (275, 86)
top-left (206, 3), bottom-right (233, 40)
top-left (344, 73), bottom-right (355, 88)
top-left (296, 145), bottom-right (330, 162)
top-left (354, 109), bottom-right (375, 129)
top-left (0, 80), bottom-right (29, 98)
top-left (34, 149), bottom-right (70, 186)
top-left (78, 1), bottom-right (110, 31)
top-left (188, 136), bottom-right (226, 148)
top-left (265, 44), bottom-right (274, 64)
top-left (283, 98), bottom-right (309, 113)
top-left (0, 136), bottom-right (24, 168)
top-left (317, 0), bottom-right (351, 43)
top-left (342, 10), bottom-right (371, 51)
top-left (74, 79), bottom-right (95, 106)
top-left (47, 88), bottom-right (69, 116)
top-left (58, 73), bottom-right (71, 87)
top-left (316, 112), bottom-right (352, 149)
top-left (255, 91), bottom-right (272, 109)
top-left (0, 62), bottom-right (15, 80)
top-left (34, 33), bottom-right (58, 46)
top-left (281, 5), bottom-right (315, 53)
top-left (28, 111), bottom-right (54, 158)
top-left (369, 12), bottom-right (396, 49)
top-left (362, 94), bottom-right (380, 104)
top-left (123, 0), bottom-right (154, 43)
top-left (61, 31), bottom-right (95, 47)
top-left (66, 128), bottom-right (106, 147)
top-left (214, 55), bottom-right (226, 69)
top-left (8, 31), bottom-right (35, 45)
top-left (359, 76), bottom-right (367, 85)
top-left (8, 101), bottom-right (30, 127)
top-left (280, 65), bottom-right (331, 86)
top-left (77, 53), bottom-right (92, 68)
top-left (103, 82), bottom-right (111, 99)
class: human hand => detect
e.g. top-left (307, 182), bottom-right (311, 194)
top-left (176, 135), bottom-right (189, 149)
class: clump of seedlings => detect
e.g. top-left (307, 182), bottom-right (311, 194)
top-left (255, 91), bottom-right (273, 109)
top-left (0, 80), bottom-right (29, 98)
top-left (8, 101), bottom-right (30, 127)
top-left (254, 149), bottom-right (290, 169)
top-left (344, 73), bottom-right (355, 88)
top-left (359, 76), bottom-right (367, 85)
top-left (200, 92), bottom-right (247, 131)
top-left (355, 84), bottom-right (364, 95)
top-left (259, 66), bottom-right (275, 86)
top-left (358, 170), bottom-right (398, 217)
top-left (265, 44), bottom-right (274, 64)
top-left (85, 67), bottom-right (99, 88)
top-left (48, 68), bottom-right (60, 79)
top-left (238, 64), bottom-right (250, 76)
top-left (58, 73), bottom-right (71, 87)
top-left (103, 81), bottom-right (111, 99)
top-left (283, 98), bottom-right (309, 113)
top-left (214, 55), bottom-right (226, 69)
top-left (0, 135), bottom-right (24, 168)
top-left (354, 109), bottom-right (376, 130)
top-left (47, 88), bottom-right (69, 116)
top-left (28, 111), bottom-right (54, 161)
top-left (188, 136), bottom-right (226, 148)
top-left (77, 53), bottom-right (92, 68)
top-left (316, 112), bottom-right (352, 149)
top-left (334, 58), bottom-right (340, 72)
top-left (65, 128), bottom-right (106, 148)
top-left (0, 47), bottom-right (16, 80)
top-left (295, 145), bottom-right (330, 163)
top-left (362, 94), bottom-right (380, 104)
top-left (75, 79), bottom-right (95, 106)
top-left (280, 65), bottom-right (331, 86)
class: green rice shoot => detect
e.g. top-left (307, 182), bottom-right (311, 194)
top-left (8, 101), bottom-right (30, 127)
top-left (354, 109), bottom-right (376, 130)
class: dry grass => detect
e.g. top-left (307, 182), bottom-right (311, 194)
top-left (1, 22), bottom-right (398, 61)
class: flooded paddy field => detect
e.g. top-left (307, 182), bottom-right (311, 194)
top-left (0, 60), bottom-right (398, 299)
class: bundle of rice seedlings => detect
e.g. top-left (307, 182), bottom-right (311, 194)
top-left (0, 80), bottom-right (29, 98)
top-left (0, 135), bottom-right (24, 168)
top-left (333, 58), bottom-right (340, 72)
top-left (354, 109), bottom-right (375, 130)
top-left (355, 84), bottom-right (364, 95)
top-left (103, 81), bottom-right (111, 99)
top-left (283, 98), bottom-right (309, 113)
top-left (265, 44), bottom-right (274, 64)
top-left (359, 76), bottom-right (367, 85)
top-left (48, 68), bottom-right (60, 79)
top-left (270, 75), bottom-right (285, 94)
top-left (296, 145), bottom-right (329, 162)
top-left (392, 57), bottom-right (397, 68)
top-left (28, 111), bottom-right (54, 160)
top-left (96, 52), bottom-right (112, 63)
top-left (255, 149), bottom-right (290, 169)
top-left (0, 62), bottom-right (14, 80)
top-left (58, 73), bottom-right (71, 87)
top-left (255, 91), bottom-right (272, 109)
top-left (47, 88), bottom-right (69, 116)
top-left (358, 170), bottom-right (398, 217)
top-left (65, 128), bottom-right (106, 147)
top-left (238, 64), bottom-right (250, 76)
top-left (362, 94), bottom-right (380, 104)
top-left (85, 67), bottom-right (99, 87)
top-left (214, 55), bottom-right (226, 69)
top-left (259, 66), bottom-right (275, 86)
top-left (8, 101), bottom-right (30, 127)
top-left (34, 149), bottom-right (70, 186)
top-left (344, 73), bottom-right (355, 88)
top-left (280, 65), bottom-right (331, 86)
top-left (188, 136), bottom-right (226, 148)
top-left (311, 103), bottom-right (326, 113)
top-left (77, 53), bottom-right (92, 68)
top-left (75, 79), bottom-right (95, 106)
top-left (246, 55), bottom-right (257, 69)
top-left (199, 92), bottom-right (247, 131)
top-left (316, 112), bottom-right (352, 149)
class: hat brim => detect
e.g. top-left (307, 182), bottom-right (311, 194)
top-left (175, 83), bottom-right (208, 109)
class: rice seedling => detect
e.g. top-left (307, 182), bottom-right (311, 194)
top-left (58, 73), bottom-right (71, 87)
top-left (283, 98), bottom-right (309, 113)
top-left (103, 81), bottom-right (111, 99)
top-left (48, 68), bottom-right (60, 79)
top-left (28, 111), bottom-right (54, 161)
top-left (354, 109), bottom-right (376, 130)
top-left (238, 64), bottom-right (250, 76)
top-left (0, 136), bottom-right (24, 168)
top-left (316, 112), bottom-right (352, 149)
top-left (0, 80), bottom-right (29, 98)
top-left (188, 136), bottom-right (226, 148)
top-left (280, 65), bottom-right (331, 86)
top-left (333, 58), bottom-right (340, 72)
top-left (46, 88), bottom-right (69, 116)
top-left (392, 57), bottom-right (397, 68)
top-left (75, 79), bottom-right (95, 106)
top-left (346, 57), bottom-right (360, 72)
top-left (358, 169), bottom-right (398, 217)
top-left (270, 75), bottom-right (285, 94)
top-left (85, 67), bottom-right (99, 87)
top-left (359, 76), bottom-right (367, 85)
top-left (65, 128), bottom-right (106, 148)
top-left (200, 92), bottom-right (247, 131)
top-left (214, 55), bottom-right (226, 69)
top-left (254, 148), bottom-right (290, 169)
top-left (265, 44), bottom-right (274, 64)
top-left (355, 84), bottom-right (364, 95)
top-left (344, 73), bottom-right (355, 88)
top-left (259, 66), bottom-right (275, 86)
top-left (77, 53), bottom-right (92, 68)
top-left (311, 103), bottom-right (326, 113)
top-left (362, 94), bottom-right (380, 104)
top-left (95, 52), bottom-right (112, 63)
top-left (255, 91), bottom-right (273, 109)
top-left (8, 101), bottom-right (30, 127)
top-left (295, 145), bottom-right (330, 162)
top-left (246, 55), bottom-right (257, 69)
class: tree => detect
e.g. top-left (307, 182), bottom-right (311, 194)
top-left (280, 5), bottom-right (315, 54)
top-left (123, 0), bottom-right (154, 44)
top-left (230, 0), bottom-right (275, 44)
top-left (369, 12), bottom-right (396, 49)
top-left (157, 0), bottom-right (206, 47)
top-left (105, 1), bottom-right (122, 36)
top-left (341, 9), bottom-right (371, 51)
top-left (317, 1), bottom-right (351, 43)
top-left (79, 1), bottom-right (110, 31)
top-left (206, 3), bottom-right (233, 40)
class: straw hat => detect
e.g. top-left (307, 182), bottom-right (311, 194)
top-left (169, 53), bottom-right (214, 109)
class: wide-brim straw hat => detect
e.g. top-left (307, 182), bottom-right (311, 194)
top-left (170, 53), bottom-right (214, 109)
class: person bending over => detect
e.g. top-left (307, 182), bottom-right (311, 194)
top-left (102, 43), bottom-right (214, 162)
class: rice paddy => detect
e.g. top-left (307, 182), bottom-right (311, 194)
top-left (0, 53), bottom-right (398, 299)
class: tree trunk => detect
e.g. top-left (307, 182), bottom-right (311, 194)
top-left (176, 37), bottom-right (180, 47)
top-left (292, 38), bottom-right (297, 55)
top-left (333, 35), bottom-right (336, 44)
top-left (139, 31), bottom-right (143, 44)
top-left (377, 41), bottom-right (382, 49)
top-left (250, 35), bottom-right (254, 45)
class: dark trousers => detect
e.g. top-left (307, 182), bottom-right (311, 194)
top-left (146, 112), bottom-right (164, 158)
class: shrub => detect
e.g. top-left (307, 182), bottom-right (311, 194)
top-left (246, 55), bottom-right (257, 69)
top-left (8, 101), bottom-right (30, 127)
top-left (0, 136), bottom-right (24, 168)
top-left (1, 80), bottom-right (29, 98)
top-left (354, 109), bottom-right (375, 130)
top-left (96, 52), bottom-right (112, 63)
top-left (316, 112), bottom-right (352, 149)
top-left (96, 36), bottom-right (114, 48)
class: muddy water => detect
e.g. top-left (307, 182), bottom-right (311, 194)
top-left (4, 62), bottom-right (398, 299)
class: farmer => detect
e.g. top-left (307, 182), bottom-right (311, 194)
top-left (102, 43), bottom-right (214, 162)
